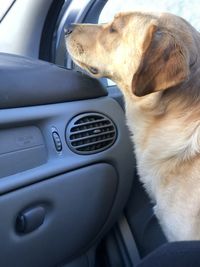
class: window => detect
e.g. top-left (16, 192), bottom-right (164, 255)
top-left (99, 0), bottom-right (200, 30)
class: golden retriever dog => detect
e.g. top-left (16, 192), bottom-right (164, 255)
top-left (66, 11), bottom-right (200, 241)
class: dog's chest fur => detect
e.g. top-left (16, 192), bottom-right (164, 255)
top-left (125, 95), bottom-right (200, 241)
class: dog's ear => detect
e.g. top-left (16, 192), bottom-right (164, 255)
top-left (132, 23), bottom-right (190, 97)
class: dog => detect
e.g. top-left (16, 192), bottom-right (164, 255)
top-left (66, 11), bottom-right (200, 242)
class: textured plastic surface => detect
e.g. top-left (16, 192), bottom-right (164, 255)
top-left (0, 53), bottom-right (107, 109)
top-left (0, 126), bottom-right (47, 178)
top-left (0, 97), bottom-right (135, 264)
top-left (0, 164), bottom-right (117, 267)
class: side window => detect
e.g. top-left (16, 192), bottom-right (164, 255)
top-left (99, 0), bottom-right (200, 87)
top-left (99, 0), bottom-right (200, 27)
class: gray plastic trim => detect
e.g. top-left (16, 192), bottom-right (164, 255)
top-left (0, 97), bottom-right (134, 195)
top-left (0, 126), bottom-right (47, 178)
top-left (0, 96), bottom-right (135, 263)
top-left (0, 163), bottom-right (117, 267)
top-left (0, 53), bottom-right (107, 109)
top-left (117, 215), bottom-right (141, 266)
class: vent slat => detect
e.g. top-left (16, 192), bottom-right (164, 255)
top-left (71, 120), bottom-right (111, 132)
top-left (66, 113), bottom-right (117, 155)
top-left (73, 137), bottom-right (114, 149)
top-left (74, 117), bottom-right (108, 126)
top-left (77, 141), bottom-right (111, 152)
top-left (70, 130), bottom-right (115, 142)
top-left (71, 134), bottom-right (115, 146)
top-left (70, 125), bottom-right (114, 137)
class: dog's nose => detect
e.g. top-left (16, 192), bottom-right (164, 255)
top-left (64, 24), bottom-right (75, 36)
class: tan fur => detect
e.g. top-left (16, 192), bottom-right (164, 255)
top-left (66, 11), bottom-right (200, 241)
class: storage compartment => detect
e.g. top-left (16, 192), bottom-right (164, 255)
top-left (0, 163), bottom-right (117, 267)
top-left (0, 126), bottom-right (47, 178)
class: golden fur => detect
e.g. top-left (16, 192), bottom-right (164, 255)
top-left (66, 11), bottom-right (200, 241)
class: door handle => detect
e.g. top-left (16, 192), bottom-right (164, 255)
top-left (16, 206), bottom-right (45, 234)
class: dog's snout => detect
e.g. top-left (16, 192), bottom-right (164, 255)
top-left (64, 24), bottom-right (75, 36)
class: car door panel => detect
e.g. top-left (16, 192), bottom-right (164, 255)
top-left (0, 53), bottom-right (135, 266)
top-left (0, 164), bottom-right (117, 267)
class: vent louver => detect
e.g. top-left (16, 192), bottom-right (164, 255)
top-left (66, 113), bottom-right (117, 155)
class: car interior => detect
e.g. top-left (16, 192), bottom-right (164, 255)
top-left (1, 1), bottom-right (200, 267)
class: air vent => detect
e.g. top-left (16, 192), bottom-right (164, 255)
top-left (66, 113), bottom-right (117, 155)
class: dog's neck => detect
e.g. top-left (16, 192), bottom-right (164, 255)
top-left (118, 63), bottom-right (200, 167)
top-left (118, 68), bottom-right (200, 201)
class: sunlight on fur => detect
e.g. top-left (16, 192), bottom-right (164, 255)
top-left (66, 11), bottom-right (200, 241)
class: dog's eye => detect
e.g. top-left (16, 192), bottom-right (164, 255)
top-left (88, 66), bottom-right (98, 75)
top-left (109, 25), bottom-right (117, 33)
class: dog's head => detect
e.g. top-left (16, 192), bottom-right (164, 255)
top-left (66, 12), bottom-right (198, 97)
